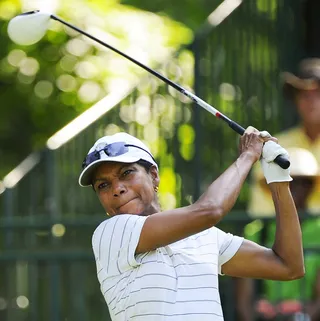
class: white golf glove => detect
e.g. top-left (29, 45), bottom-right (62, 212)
top-left (260, 141), bottom-right (292, 184)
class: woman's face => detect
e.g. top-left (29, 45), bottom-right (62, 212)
top-left (92, 162), bottom-right (160, 216)
top-left (295, 87), bottom-right (320, 125)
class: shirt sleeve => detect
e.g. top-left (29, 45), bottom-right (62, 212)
top-left (216, 227), bottom-right (244, 275)
top-left (92, 214), bottom-right (148, 277)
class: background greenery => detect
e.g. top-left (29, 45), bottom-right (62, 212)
top-left (0, 0), bottom-right (201, 179)
top-left (0, 1), bottom-right (314, 321)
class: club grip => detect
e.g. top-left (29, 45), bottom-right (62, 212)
top-left (227, 120), bottom-right (290, 169)
top-left (228, 120), bottom-right (245, 135)
top-left (274, 154), bottom-right (290, 169)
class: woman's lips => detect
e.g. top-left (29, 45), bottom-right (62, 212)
top-left (117, 198), bottom-right (138, 211)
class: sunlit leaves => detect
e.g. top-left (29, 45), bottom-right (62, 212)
top-left (7, 49), bottom-right (26, 66)
top-left (34, 80), bottom-right (54, 99)
top-left (19, 57), bottom-right (39, 76)
top-left (0, 0), bottom-right (192, 177)
top-left (56, 74), bottom-right (77, 92)
top-left (0, 0), bottom-right (20, 20)
top-left (178, 124), bottom-right (195, 161)
top-left (256, 0), bottom-right (278, 20)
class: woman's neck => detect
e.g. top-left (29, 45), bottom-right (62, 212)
top-left (303, 123), bottom-right (320, 142)
top-left (140, 203), bottom-right (161, 216)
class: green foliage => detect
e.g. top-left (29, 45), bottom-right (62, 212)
top-left (0, 0), bottom-right (192, 178)
top-left (0, 1), bottom-right (307, 320)
top-left (120, 0), bottom-right (222, 30)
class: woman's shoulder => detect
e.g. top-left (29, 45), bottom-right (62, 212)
top-left (93, 214), bottom-right (145, 233)
top-left (92, 214), bottom-right (145, 245)
top-left (169, 228), bottom-right (218, 250)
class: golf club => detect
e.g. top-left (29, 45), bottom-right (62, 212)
top-left (7, 10), bottom-right (290, 169)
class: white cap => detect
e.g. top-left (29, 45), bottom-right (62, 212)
top-left (78, 132), bottom-right (158, 187)
top-left (287, 147), bottom-right (319, 177)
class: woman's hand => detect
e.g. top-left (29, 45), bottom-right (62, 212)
top-left (238, 126), bottom-right (277, 163)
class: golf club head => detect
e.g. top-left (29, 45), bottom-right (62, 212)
top-left (7, 10), bottom-right (51, 46)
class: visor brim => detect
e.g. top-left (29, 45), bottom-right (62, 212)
top-left (78, 155), bottom-right (141, 187)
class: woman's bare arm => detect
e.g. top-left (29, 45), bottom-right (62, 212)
top-left (136, 127), bottom-right (264, 254)
top-left (221, 182), bottom-right (305, 280)
top-left (137, 151), bottom-right (257, 254)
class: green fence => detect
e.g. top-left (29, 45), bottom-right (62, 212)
top-left (1, 1), bottom-right (319, 321)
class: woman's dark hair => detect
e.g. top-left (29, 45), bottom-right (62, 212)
top-left (136, 159), bottom-right (154, 173)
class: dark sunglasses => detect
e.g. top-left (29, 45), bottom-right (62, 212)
top-left (82, 141), bottom-right (155, 169)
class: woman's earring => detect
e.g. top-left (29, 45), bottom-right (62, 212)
top-left (106, 212), bottom-right (110, 216)
top-left (154, 186), bottom-right (159, 192)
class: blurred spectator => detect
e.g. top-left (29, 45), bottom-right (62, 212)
top-left (236, 147), bottom-right (320, 321)
top-left (248, 58), bottom-right (320, 217)
top-left (237, 58), bottom-right (320, 321)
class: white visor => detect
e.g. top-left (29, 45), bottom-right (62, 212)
top-left (78, 132), bottom-right (158, 187)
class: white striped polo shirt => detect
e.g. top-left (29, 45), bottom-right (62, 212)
top-left (92, 214), bottom-right (243, 321)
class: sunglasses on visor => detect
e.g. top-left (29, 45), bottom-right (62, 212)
top-left (82, 142), bottom-right (156, 169)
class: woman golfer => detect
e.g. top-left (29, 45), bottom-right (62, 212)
top-left (78, 127), bottom-right (304, 321)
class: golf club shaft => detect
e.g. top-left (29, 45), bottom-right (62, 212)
top-left (51, 15), bottom-right (289, 169)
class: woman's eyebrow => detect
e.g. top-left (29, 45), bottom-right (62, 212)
top-left (93, 164), bottom-right (131, 183)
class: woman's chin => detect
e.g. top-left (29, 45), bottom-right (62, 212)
top-left (119, 207), bottom-right (151, 216)
top-left (115, 200), bottom-right (157, 216)
top-left (118, 202), bottom-right (145, 215)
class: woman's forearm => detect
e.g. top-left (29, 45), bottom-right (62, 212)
top-left (270, 182), bottom-right (305, 278)
top-left (196, 151), bottom-right (256, 223)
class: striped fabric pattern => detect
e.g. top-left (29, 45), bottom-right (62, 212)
top-left (92, 214), bottom-right (243, 321)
